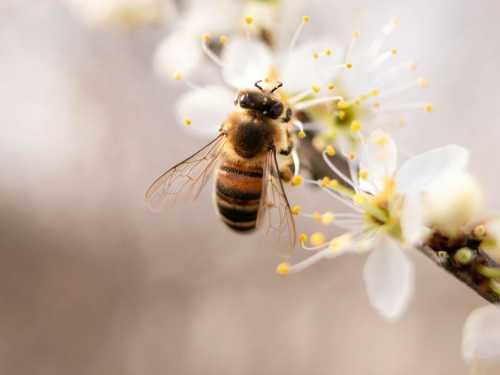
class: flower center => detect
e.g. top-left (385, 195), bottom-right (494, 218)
top-left (359, 178), bottom-right (402, 239)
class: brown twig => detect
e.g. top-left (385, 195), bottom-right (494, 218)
top-left (418, 233), bottom-right (500, 303)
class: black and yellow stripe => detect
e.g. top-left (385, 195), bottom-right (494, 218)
top-left (215, 161), bottom-right (263, 232)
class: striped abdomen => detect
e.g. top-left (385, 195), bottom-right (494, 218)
top-left (215, 161), bottom-right (263, 232)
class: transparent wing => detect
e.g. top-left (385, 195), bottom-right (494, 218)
top-left (257, 147), bottom-right (297, 255)
top-left (145, 134), bottom-right (226, 210)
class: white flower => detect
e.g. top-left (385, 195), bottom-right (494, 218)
top-left (165, 15), bottom-right (432, 154)
top-left (66, 0), bottom-right (175, 28)
top-left (170, 15), bottom-right (344, 138)
top-left (153, 0), bottom-right (243, 80)
top-left (302, 18), bottom-right (433, 155)
top-left (463, 305), bottom-right (500, 363)
top-left (154, 0), bottom-right (311, 81)
top-left (276, 129), bottom-right (469, 321)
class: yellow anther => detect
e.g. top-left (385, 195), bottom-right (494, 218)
top-left (319, 176), bottom-right (330, 188)
top-left (373, 101), bottom-right (381, 109)
top-left (359, 169), bottom-right (369, 180)
top-left (291, 175), bottom-right (303, 186)
top-left (371, 89), bottom-right (380, 97)
top-left (201, 32), bottom-right (212, 43)
top-left (337, 110), bottom-right (346, 120)
top-left (424, 103), bottom-right (433, 113)
top-left (321, 212), bottom-right (335, 225)
top-left (348, 152), bottom-right (357, 161)
top-left (473, 224), bottom-right (487, 238)
top-left (276, 262), bottom-right (290, 276)
top-left (183, 118), bottom-right (192, 126)
top-left (298, 130), bottom-right (306, 139)
top-left (299, 233), bottom-right (308, 244)
top-left (350, 120), bottom-right (361, 133)
top-left (244, 15), bottom-right (254, 25)
top-left (337, 101), bottom-right (349, 109)
top-left (219, 35), bottom-right (229, 45)
top-left (173, 71), bottom-right (183, 81)
top-left (391, 48), bottom-right (398, 56)
top-left (325, 145), bottom-right (336, 157)
top-left (291, 205), bottom-right (301, 216)
top-left (328, 179), bottom-right (340, 190)
top-left (324, 48), bottom-right (333, 56)
top-left (353, 193), bottom-right (364, 205)
top-left (352, 31), bottom-right (360, 38)
top-left (310, 232), bottom-right (326, 246)
top-left (312, 211), bottom-right (322, 222)
top-left (312, 51), bottom-right (320, 60)
top-left (399, 117), bottom-right (407, 127)
top-left (302, 15), bottom-right (310, 23)
top-left (327, 83), bottom-right (336, 91)
top-left (408, 62), bottom-right (417, 70)
top-left (418, 77), bottom-right (429, 88)
top-left (391, 17), bottom-right (401, 27)
top-left (375, 135), bottom-right (389, 146)
top-left (311, 85), bottom-right (321, 94)
top-left (345, 63), bottom-right (353, 69)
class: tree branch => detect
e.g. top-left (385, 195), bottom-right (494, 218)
top-left (418, 235), bottom-right (500, 303)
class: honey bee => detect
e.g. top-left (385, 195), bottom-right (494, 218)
top-left (145, 81), bottom-right (297, 249)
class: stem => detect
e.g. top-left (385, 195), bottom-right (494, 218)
top-left (417, 244), bottom-right (500, 303)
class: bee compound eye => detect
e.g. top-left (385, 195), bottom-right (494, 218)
top-left (238, 93), bottom-right (250, 108)
top-left (268, 102), bottom-right (284, 119)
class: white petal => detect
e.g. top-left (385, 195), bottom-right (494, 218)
top-left (359, 129), bottom-right (397, 192)
top-left (153, 31), bottom-right (202, 79)
top-left (176, 85), bottom-right (235, 138)
top-left (279, 38), bottom-right (341, 93)
top-left (400, 190), bottom-right (428, 245)
top-left (363, 237), bottom-right (415, 321)
top-left (396, 145), bottom-right (469, 194)
top-left (221, 37), bottom-right (273, 89)
top-left (463, 305), bottom-right (500, 362)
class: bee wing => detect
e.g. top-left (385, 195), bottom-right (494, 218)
top-left (256, 147), bottom-right (297, 255)
top-left (145, 134), bottom-right (226, 210)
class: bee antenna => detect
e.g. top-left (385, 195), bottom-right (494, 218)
top-left (270, 82), bottom-right (283, 94)
top-left (254, 80), bottom-right (264, 91)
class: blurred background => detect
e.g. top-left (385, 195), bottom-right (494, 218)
top-left (1, 0), bottom-right (500, 374)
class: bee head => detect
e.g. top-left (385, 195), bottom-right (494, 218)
top-left (235, 81), bottom-right (291, 121)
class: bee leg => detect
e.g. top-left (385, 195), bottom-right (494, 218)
top-left (279, 144), bottom-right (293, 156)
top-left (279, 159), bottom-right (295, 182)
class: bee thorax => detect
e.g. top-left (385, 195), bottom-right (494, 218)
top-left (232, 120), bottom-right (273, 159)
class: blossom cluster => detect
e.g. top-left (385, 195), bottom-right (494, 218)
top-left (146, 0), bottom-right (500, 367)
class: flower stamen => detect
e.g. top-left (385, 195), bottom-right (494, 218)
top-left (289, 15), bottom-right (310, 52)
top-left (294, 95), bottom-right (344, 111)
top-left (369, 17), bottom-right (401, 57)
top-left (345, 30), bottom-right (360, 65)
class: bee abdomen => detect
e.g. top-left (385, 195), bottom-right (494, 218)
top-left (215, 162), bottom-right (263, 232)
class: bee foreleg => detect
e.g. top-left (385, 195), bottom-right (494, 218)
top-left (279, 144), bottom-right (293, 156)
top-left (279, 159), bottom-right (295, 182)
